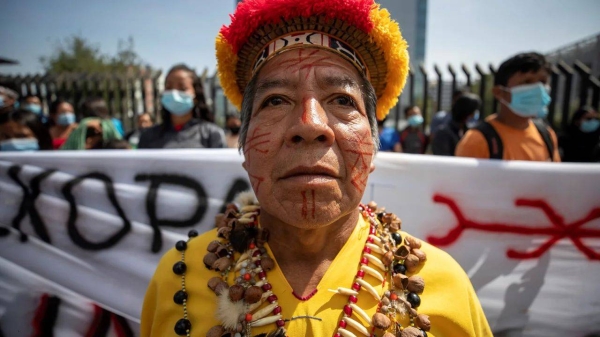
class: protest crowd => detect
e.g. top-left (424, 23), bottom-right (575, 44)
top-left (1, 53), bottom-right (599, 162)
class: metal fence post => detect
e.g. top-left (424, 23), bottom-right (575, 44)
top-left (448, 65), bottom-right (457, 96)
top-left (488, 64), bottom-right (498, 113)
top-left (573, 60), bottom-right (591, 108)
top-left (548, 66), bottom-right (560, 130)
top-left (461, 64), bottom-right (472, 89)
top-left (475, 64), bottom-right (487, 117)
top-left (557, 61), bottom-right (574, 130)
top-left (434, 64), bottom-right (443, 112)
top-left (419, 65), bottom-right (429, 131)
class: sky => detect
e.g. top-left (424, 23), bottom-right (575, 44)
top-left (1, 0), bottom-right (599, 81)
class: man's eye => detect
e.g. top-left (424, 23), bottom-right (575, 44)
top-left (333, 95), bottom-right (355, 107)
top-left (262, 96), bottom-right (285, 107)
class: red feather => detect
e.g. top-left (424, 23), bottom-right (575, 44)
top-left (221, 0), bottom-right (375, 54)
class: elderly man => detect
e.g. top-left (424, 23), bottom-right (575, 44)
top-left (141, 1), bottom-right (491, 336)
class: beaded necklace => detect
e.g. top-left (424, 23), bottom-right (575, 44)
top-left (171, 200), bottom-right (431, 337)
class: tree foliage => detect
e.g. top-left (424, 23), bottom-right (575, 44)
top-left (40, 35), bottom-right (144, 74)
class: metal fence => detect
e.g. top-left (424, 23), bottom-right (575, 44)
top-left (2, 59), bottom-right (599, 134)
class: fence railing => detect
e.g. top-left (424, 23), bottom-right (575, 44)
top-left (2, 59), bottom-right (599, 134)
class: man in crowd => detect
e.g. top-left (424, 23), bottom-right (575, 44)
top-left (378, 117), bottom-right (402, 152)
top-left (456, 52), bottom-right (560, 161)
top-left (141, 1), bottom-right (491, 336)
top-left (429, 89), bottom-right (468, 140)
top-left (0, 86), bottom-right (19, 115)
top-left (400, 105), bottom-right (428, 154)
top-left (432, 93), bottom-right (481, 156)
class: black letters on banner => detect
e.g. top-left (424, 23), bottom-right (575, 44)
top-left (219, 178), bottom-right (251, 213)
top-left (62, 172), bottom-right (132, 250)
top-left (135, 174), bottom-right (208, 253)
top-left (3, 165), bottom-right (55, 243)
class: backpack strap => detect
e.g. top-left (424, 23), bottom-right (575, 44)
top-left (532, 119), bottom-right (555, 162)
top-left (475, 121), bottom-right (503, 159)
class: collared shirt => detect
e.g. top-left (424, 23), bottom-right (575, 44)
top-left (138, 119), bottom-right (225, 149)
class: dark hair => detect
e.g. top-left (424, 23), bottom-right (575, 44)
top-left (494, 52), bottom-right (551, 87)
top-left (1, 109), bottom-right (53, 150)
top-left (451, 93), bottom-right (481, 123)
top-left (139, 112), bottom-right (154, 122)
top-left (161, 64), bottom-right (212, 129)
top-left (81, 97), bottom-right (110, 119)
top-left (570, 107), bottom-right (593, 126)
top-left (21, 94), bottom-right (41, 103)
top-left (238, 72), bottom-right (379, 152)
top-left (102, 139), bottom-right (131, 150)
top-left (404, 105), bottom-right (419, 115)
top-left (49, 98), bottom-right (73, 115)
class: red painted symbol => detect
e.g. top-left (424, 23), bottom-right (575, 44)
top-left (427, 194), bottom-right (600, 260)
top-left (244, 127), bottom-right (271, 165)
top-left (344, 129), bottom-right (373, 193)
top-left (248, 174), bottom-right (264, 194)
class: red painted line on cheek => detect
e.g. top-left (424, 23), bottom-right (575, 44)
top-left (249, 174), bottom-right (265, 194)
top-left (301, 191), bottom-right (308, 219)
top-left (311, 189), bottom-right (316, 219)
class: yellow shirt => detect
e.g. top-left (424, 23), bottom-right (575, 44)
top-left (455, 114), bottom-right (561, 162)
top-left (141, 216), bottom-right (492, 337)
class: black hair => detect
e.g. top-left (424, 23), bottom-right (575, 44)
top-left (494, 52), bottom-right (551, 87)
top-left (49, 98), bottom-right (73, 115)
top-left (160, 63), bottom-right (212, 130)
top-left (451, 93), bottom-right (481, 123)
top-left (404, 105), bottom-right (419, 115)
top-left (1, 109), bottom-right (53, 150)
top-left (21, 94), bottom-right (41, 103)
top-left (81, 96), bottom-right (110, 119)
top-left (570, 107), bottom-right (594, 126)
top-left (102, 139), bottom-right (131, 150)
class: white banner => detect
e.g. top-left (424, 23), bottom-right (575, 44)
top-left (0, 150), bottom-right (599, 337)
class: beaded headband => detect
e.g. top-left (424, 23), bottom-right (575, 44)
top-left (216, 0), bottom-right (410, 120)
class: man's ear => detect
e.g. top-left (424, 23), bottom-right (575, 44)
top-left (492, 85), bottom-right (510, 103)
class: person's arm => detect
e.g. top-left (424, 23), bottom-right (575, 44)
top-left (548, 128), bottom-right (561, 162)
top-left (208, 125), bottom-right (226, 148)
top-left (455, 129), bottom-right (490, 159)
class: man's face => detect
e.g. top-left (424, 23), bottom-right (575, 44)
top-left (242, 49), bottom-right (373, 228)
top-left (25, 96), bottom-right (41, 105)
top-left (138, 114), bottom-right (153, 129)
top-left (494, 68), bottom-right (549, 104)
top-left (0, 121), bottom-right (35, 141)
top-left (406, 107), bottom-right (421, 118)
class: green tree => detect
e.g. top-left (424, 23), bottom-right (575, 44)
top-left (40, 35), bottom-right (143, 74)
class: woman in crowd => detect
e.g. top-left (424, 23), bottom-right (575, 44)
top-left (432, 93), bottom-right (481, 156)
top-left (48, 99), bottom-right (78, 149)
top-left (0, 109), bottom-right (52, 151)
top-left (60, 117), bottom-right (122, 150)
top-left (560, 106), bottom-right (600, 162)
top-left (138, 64), bottom-right (225, 149)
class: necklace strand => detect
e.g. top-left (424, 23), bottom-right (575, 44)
top-left (171, 202), bottom-right (431, 337)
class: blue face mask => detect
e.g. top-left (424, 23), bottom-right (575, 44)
top-left (1, 138), bottom-right (39, 151)
top-left (580, 119), bottom-right (600, 133)
top-left (502, 83), bottom-right (551, 118)
top-left (407, 115), bottom-right (424, 127)
top-left (466, 110), bottom-right (480, 129)
top-left (23, 103), bottom-right (42, 115)
top-left (161, 90), bottom-right (195, 116)
top-left (57, 112), bottom-right (76, 126)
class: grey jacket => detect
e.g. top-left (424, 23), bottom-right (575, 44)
top-left (138, 119), bottom-right (225, 149)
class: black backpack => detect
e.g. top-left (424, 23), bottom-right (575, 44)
top-left (475, 119), bottom-right (555, 161)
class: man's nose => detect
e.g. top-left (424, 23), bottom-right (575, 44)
top-left (284, 97), bottom-right (334, 146)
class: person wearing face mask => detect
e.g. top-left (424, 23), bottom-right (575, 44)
top-left (21, 95), bottom-right (49, 125)
top-left (456, 52), bottom-right (560, 161)
top-left (400, 105), bottom-right (429, 154)
top-left (0, 109), bottom-right (53, 151)
top-left (138, 64), bottom-right (225, 149)
top-left (125, 112), bottom-right (155, 148)
top-left (48, 98), bottom-right (78, 149)
top-left (560, 107), bottom-right (600, 162)
top-left (0, 86), bottom-right (20, 116)
top-left (432, 93), bottom-right (481, 156)
top-left (225, 114), bottom-right (242, 149)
